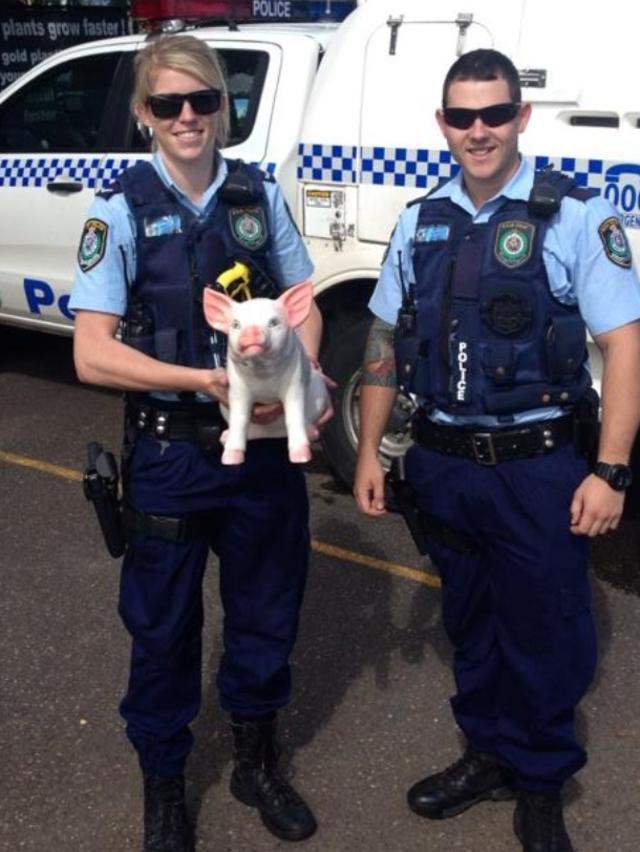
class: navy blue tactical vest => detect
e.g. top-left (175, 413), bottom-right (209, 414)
top-left (397, 171), bottom-right (596, 418)
top-left (111, 159), bottom-right (275, 370)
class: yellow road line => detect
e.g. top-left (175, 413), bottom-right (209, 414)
top-left (0, 450), bottom-right (83, 482)
top-left (311, 539), bottom-right (440, 587)
top-left (0, 449), bottom-right (440, 587)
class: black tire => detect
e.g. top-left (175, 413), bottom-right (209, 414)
top-left (320, 313), bottom-right (415, 488)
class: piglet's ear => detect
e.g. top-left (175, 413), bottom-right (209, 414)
top-left (203, 286), bottom-right (234, 332)
top-left (278, 281), bottom-right (313, 329)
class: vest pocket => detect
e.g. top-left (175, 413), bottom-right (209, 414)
top-left (481, 342), bottom-right (517, 386)
top-left (543, 315), bottom-right (586, 382)
top-left (154, 328), bottom-right (178, 364)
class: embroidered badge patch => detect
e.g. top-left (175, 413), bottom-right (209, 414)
top-left (229, 206), bottom-right (267, 250)
top-left (494, 221), bottom-right (535, 269)
top-left (415, 223), bottom-right (451, 243)
top-left (78, 218), bottom-right (108, 271)
top-left (598, 216), bottom-right (632, 268)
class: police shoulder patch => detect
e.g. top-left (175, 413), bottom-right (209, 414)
top-left (78, 218), bottom-right (108, 271)
top-left (598, 216), bottom-right (632, 268)
top-left (228, 205), bottom-right (268, 251)
top-left (494, 220), bottom-right (535, 269)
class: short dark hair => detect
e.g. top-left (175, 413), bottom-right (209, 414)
top-left (442, 49), bottom-right (521, 107)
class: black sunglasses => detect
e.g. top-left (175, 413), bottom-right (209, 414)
top-left (442, 102), bottom-right (521, 130)
top-left (146, 88), bottom-right (222, 119)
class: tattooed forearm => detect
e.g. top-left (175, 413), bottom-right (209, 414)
top-left (362, 318), bottom-right (397, 387)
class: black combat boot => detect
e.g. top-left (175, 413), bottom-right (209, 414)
top-left (407, 747), bottom-right (514, 819)
top-left (142, 774), bottom-right (193, 852)
top-left (514, 792), bottom-right (574, 852)
top-left (229, 715), bottom-right (317, 841)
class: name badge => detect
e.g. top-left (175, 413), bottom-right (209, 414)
top-left (415, 223), bottom-right (450, 243)
top-left (143, 213), bottom-right (182, 238)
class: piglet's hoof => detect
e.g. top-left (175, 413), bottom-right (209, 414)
top-left (222, 448), bottom-right (245, 465)
top-left (289, 444), bottom-right (311, 464)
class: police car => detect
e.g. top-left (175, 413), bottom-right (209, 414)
top-left (1, 0), bottom-right (639, 485)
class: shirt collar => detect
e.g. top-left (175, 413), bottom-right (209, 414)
top-left (152, 152), bottom-right (228, 214)
top-left (438, 157), bottom-right (534, 218)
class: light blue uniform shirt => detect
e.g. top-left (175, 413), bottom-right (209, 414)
top-left (70, 153), bottom-right (313, 315)
top-left (370, 158), bottom-right (640, 425)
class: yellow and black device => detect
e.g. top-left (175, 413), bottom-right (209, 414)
top-left (215, 260), bottom-right (252, 302)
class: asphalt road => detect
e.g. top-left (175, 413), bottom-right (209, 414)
top-left (1, 327), bottom-right (639, 852)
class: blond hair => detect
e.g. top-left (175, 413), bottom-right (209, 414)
top-left (131, 34), bottom-right (229, 148)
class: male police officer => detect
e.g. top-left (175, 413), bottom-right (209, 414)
top-left (71, 35), bottom-right (327, 850)
top-left (354, 49), bottom-right (640, 852)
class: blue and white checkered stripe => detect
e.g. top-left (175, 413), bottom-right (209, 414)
top-left (297, 143), bottom-right (357, 183)
top-left (297, 144), bottom-right (610, 190)
top-left (0, 156), bottom-right (137, 188)
top-left (0, 156), bottom-right (277, 188)
top-left (296, 144), bottom-right (640, 229)
top-left (360, 146), bottom-right (459, 187)
top-left (531, 155), bottom-right (604, 189)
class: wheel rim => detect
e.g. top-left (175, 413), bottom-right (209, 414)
top-left (342, 368), bottom-right (414, 468)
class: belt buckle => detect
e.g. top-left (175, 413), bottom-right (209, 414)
top-left (471, 432), bottom-right (498, 465)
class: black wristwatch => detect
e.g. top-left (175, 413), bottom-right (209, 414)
top-left (593, 462), bottom-right (633, 491)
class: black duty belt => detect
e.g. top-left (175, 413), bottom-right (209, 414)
top-left (127, 398), bottom-right (225, 451)
top-left (412, 415), bottom-right (574, 465)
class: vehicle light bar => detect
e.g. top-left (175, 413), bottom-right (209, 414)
top-left (131, 0), bottom-right (357, 24)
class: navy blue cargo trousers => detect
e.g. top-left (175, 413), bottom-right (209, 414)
top-left (406, 441), bottom-right (597, 793)
top-left (118, 434), bottom-right (310, 778)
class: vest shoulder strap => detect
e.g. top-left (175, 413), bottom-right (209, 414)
top-left (117, 161), bottom-right (172, 208)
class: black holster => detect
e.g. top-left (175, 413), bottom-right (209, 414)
top-left (83, 442), bottom-right (127, 558)
top-left (385, 456), bottom-right (479, 556)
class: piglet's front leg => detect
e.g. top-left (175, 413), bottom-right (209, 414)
top-left (221, 385), bottom-right (253, 465)
top-left (283, 379), bottom-right (312, 463)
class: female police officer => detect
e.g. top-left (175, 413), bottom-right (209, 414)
top-left (355, 49), bottom-right (640, 852)
top-left (70, 34), bottom-right (326, 851)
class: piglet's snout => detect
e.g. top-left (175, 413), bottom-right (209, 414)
top-left (237, 324), bottom-right (268, 355)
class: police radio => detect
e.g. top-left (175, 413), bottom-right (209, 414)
top-left (394, 250), bottom-right (419, 393)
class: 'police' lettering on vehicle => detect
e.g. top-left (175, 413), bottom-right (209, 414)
top-left (24, 278), bottom-right (74, 321)
top-left (252, 1), bottom-right (292, 18)
top-left (603, 165), bottom-right (640, 227)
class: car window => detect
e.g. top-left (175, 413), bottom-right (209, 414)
top-left (0, 53), bottom-right (121, 154)
top-left (129, 48), bottom-right (269, 152)
top-left (221, 49), bottom-right (269, 147)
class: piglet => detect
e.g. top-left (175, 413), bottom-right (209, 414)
top-left (203, 281), bottom-right (330, 465)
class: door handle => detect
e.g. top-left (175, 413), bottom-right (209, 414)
top-left (46, 180), bottom-right (84, 193)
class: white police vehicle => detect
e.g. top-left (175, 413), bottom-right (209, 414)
top-left (1, 0), bottom-right (639, 484)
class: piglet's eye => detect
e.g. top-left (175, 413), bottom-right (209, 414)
top-left (231, 319), bottom-right (241, 330)
top-left (268, 317), bottom-right (280, 328)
